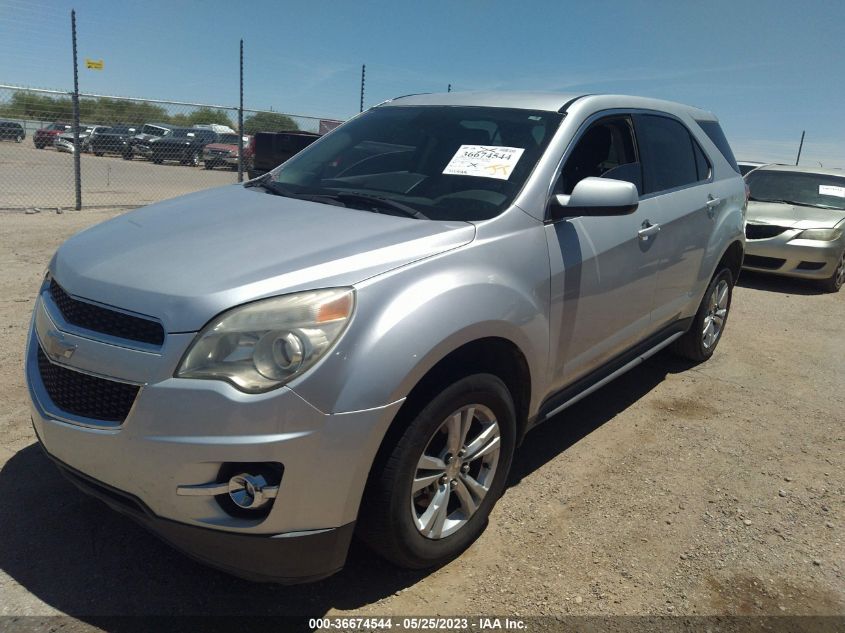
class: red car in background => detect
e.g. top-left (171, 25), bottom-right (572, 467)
top-left (202, 133), bottom-right (253, 171)
top-left (33, 122), bottom-right (72, 149)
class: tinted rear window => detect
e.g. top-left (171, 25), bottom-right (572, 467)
top-left (696, 120), bottom-right (739, 174)
top-left (635, 114), bottom-right (699, 193)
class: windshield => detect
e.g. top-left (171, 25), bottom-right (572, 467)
top-left (141, 125), bottom-right (168, 136)
top-left (746, 169), bottom-right (845, 210)
top-left (171, 128), bottom-right (197, 138)
top-left (270, 105), bottom-right (563, 221)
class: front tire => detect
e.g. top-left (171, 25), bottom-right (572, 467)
top-left (15, 134), bottom-right (22, 143)
top-left (358, 373), bottom-right (516, 569)
top-left (820, 249), bottom-right (845, 293)
top-left (672, 268), bottom-right (733, 362)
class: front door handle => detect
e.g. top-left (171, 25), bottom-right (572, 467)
top-left (638, 221), bottom-right (661, 240)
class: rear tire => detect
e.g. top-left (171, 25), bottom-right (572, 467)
top-left (152, 158), bottom-right (162, 164)
top-left (15, 134), bottom-right (22, 143)
top-left (358, 373), bottom-right (516, 569)
top-left (672, 268), bottom-right (733, 362)
top-left (190, 151), bottom-right (201, 167)
top-left (204, 161), bottom-right (213, 170)
top-left (819, 249), bottom-right (845, 293)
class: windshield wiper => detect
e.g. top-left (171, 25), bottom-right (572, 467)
top-left (332, 192), bottom-right (429, 220)
top-left (749, 196), bottom-right (825, 208)
top-left (246, 179), bottom-right (347, 207)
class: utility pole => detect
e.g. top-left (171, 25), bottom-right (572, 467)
top-left (447, 84), bottom-right (451, 92)
top-left (238, 38), bottom-right (244, 182)
top-left (71, 9), bottom-right (81, 210)
top-left (795, 130), bottom-right (805, 166)
top-left (360, 64), bottom-right (366, 113)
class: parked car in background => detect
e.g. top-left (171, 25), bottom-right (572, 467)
top-left (744, 164), bottom-right (845, 292)
top-left (130, 123), bottom-right (174, 159)
top-left (738, 161), bottom-right (767, 176)
top-left (54, 125), bottom-right (110, 154)
top-left (0, 121), bottom-right (25, 142)
top-left (149, 127), bottom-right (219, 165)
top-left (33, 122), bottom-right (71, 149)
top-left (202, 133), bottom-right (252, 170)
top-left (193, 123), bottom-right (236, 135)
top-left (89, 125), bottom-right (138, 159)
top-left (249, 130), bottom-right (321, 179)
top-left (26, 92), bottom-right (745, 583)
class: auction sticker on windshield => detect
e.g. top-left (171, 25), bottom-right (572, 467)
top-left (819, 184), bottom-right (845, 198)
top-left (443, 145), bottom-right (525, 180)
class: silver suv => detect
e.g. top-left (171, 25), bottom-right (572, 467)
top-left (26, 92), bottom-right (745, 583)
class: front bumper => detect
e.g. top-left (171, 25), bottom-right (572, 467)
top-left (38, 444), bottom-right (355, 583)
top-left (743, 231), bottom-right (843, 280)
top-left (204, 151), bottom-right (238, 165)
top-left (25, 288), bottom-right (403, 582)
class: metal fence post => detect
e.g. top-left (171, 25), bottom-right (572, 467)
top-left (71, 9), bottom-right (82, 210)
top-left (237, 38), bottom-right (244, 183)
top-left (360, 64), bottom-right (365, 113)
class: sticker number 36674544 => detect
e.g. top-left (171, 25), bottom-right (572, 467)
top-left (442, 145), bottom-right (526, 180)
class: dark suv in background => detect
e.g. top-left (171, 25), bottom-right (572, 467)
top-left (0, 121), bottom-right (25, 142)
top-left (150, 128), bottom-right (220, 166)
top-left (130, 123), bottom-right (174, 160)
top-left (89, 125), bottom-right (138, 158)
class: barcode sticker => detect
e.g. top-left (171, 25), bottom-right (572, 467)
top-left (819, 185), bottom-right (845, 198)
top-left (443, 145), bottom-right (525, 180)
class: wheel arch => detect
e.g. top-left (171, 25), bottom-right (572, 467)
top-left (717, 239), bottom-right (744, 284)
top-left (359, 335), bottom-right (532, 520)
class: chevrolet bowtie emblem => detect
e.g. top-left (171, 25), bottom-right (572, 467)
top-left (44, 328), bottom-right (77, 360)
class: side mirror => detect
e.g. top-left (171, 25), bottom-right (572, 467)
top-left (549, 177), bottom-right (639, 220)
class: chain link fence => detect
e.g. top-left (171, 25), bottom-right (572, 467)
top-left (0, 84), bottom-right (341, 211)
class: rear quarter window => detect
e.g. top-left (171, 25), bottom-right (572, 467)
top-left (696, 120), bottom-right (740, 174)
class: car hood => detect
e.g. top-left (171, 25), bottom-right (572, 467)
top-left (746, 201), bottom-right (845, 229)
top-left (51, 185), bottom-right (475, 332)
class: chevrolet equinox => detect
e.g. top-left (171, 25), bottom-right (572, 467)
top-left (26, 92), bottom-right (746, 583)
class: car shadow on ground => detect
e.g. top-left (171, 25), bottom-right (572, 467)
top-left (736, 270), bottom-right (825, 295)
top-left (0, 353), bottom-right (690, 629)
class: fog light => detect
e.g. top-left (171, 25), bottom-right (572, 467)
top-left (227, 473), bottom-right (278, 509)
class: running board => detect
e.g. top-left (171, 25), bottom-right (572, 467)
top-left (539, 331), bottom-right (684, 422)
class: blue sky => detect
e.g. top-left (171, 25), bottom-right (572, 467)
top-left (0, 0), bottom-right (842, 167)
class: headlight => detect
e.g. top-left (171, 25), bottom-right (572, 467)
top-left (795, 228), bottom-right (842, 241)
top-left (176, 288), bottom-right (354, 393)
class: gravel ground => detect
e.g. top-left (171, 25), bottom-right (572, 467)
top-left (0, 142), bottom-right (237, 210)
top-left (0, 208), bottom-right (842, 628)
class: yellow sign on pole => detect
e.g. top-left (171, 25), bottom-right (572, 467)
top-left (85, 59), bottom-right (104, 70)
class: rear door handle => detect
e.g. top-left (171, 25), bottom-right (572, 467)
top-left (705, 195), bottom-right (721, 217)
top-left (638, 221), bottom-right (661, 240)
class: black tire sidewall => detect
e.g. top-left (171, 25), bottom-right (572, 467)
top-left (691, 268), bottom-right (733, 360)
top-left (374, 374), bottom-right (516, 568)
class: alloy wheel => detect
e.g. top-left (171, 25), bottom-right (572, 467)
top-left (702, 279), bottom-right (729, 349)
top-left (834, 251), bottom-right (845, 290)
top-left (411, 404), bottom-right (501, 539)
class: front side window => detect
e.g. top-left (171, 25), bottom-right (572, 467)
top-left (270, 105), bottom-right (563, 221)
top-left (555, 115), bottom-right (641, 195)
top-left (746, 170), bottom-right (845, 211)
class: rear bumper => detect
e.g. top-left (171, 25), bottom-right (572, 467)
top-left (40, 443), bottom-right (355, 583)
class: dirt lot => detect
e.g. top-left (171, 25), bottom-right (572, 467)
top-left (0, 141), bottom-right (237, 210)
top-left (0, 208), bottom-right (842, 628)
